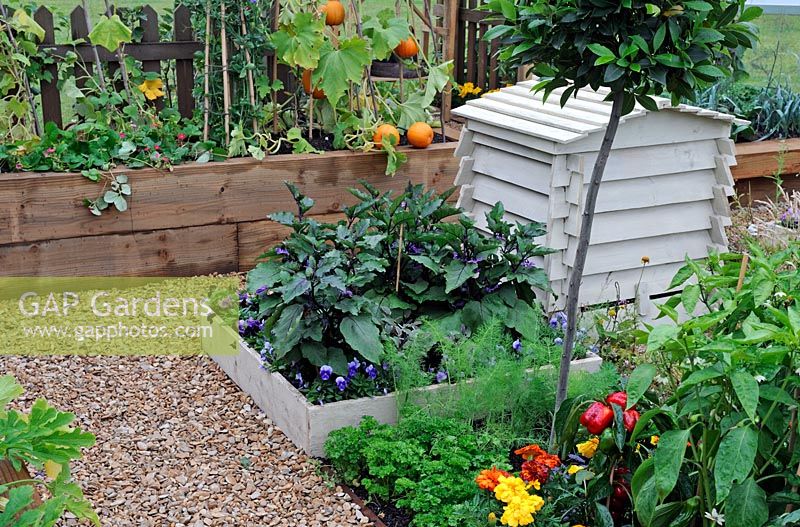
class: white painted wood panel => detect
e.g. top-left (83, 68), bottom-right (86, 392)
top-left (471, 144), bottom-right (553, 195)
top-left (466, 121), bottom-right (558, 154)
top-left (563, 230), bottom-right (717, 274)
top-left (560, 111), bottom-right (732, 153)
top-left (484, 89), bottom-right (612, 126)
top-left (454, 105), bottom-right (585, 144)
top-left (577, 140), bottom-right (720, 183)
top-left (563, 201), bottom-right (715, 244)
top-left (471, 175), bottom-right (550, 224)
top-left (567, 171), bottom-right (718, 213)
top-left (469, 97), bottom-right (605, 133)
top-left (471, 132), bottom-right (555, 164)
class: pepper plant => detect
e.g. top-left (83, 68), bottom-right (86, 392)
top-left (484, 0), bottom-right (763, 428)
top-left (622, 244), bottom-right (800, 527)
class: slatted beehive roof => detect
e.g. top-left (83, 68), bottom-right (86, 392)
top-left (452, 79), bottom-right (746, 145)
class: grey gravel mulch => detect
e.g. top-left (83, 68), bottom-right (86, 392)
top-left (1, 355), bottom-right (372, 527)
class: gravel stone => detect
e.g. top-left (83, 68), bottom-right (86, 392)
top-left (0, 355), bottom-right (372, 527)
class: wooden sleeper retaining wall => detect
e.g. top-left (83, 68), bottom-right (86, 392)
top-left (0, 144), bottom-right (458, 277)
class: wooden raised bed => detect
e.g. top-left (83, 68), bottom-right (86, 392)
top-left (731, 138), bottom-right (800, 202)
top-left (0, 144), bottom-right (458, 277)
top-left (206, 331), bottom-right (603, 457)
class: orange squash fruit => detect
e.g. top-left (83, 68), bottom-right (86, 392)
top-left (302, 69), bottom-right (326, 99)
top-left (320, 0), bottom-right (345, 26)
top-left (373, 124), bottom-right (401, 148)
top-left (406, 122), bottom-right (434, 149)
top-left (394, 37), bottom-right (419, 59)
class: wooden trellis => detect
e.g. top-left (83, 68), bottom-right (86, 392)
top-left (27, 4), bottom-right (201, 128)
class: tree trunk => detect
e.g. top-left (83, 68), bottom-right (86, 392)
top-left (551, 90), bottom-right (626, 444)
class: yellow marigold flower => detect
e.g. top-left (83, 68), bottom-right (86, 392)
top-left (488, 511), bottom-right (498, 524)
top-left (576, 437), bottom-right (599, 458)
top-left (608, 308), bottom-right (617, 317)
top-left (572, 525), bottom-right (588, 527)
top-left (138, 78), bottom-right (164, 100)
top-left (499, 493), bottom-right (545, 527)
top-left (527, 480), bottom-right (541, 491)
top-left (567, 464), bottom-right (583, 475)
top-left (494, 476), bottom-right (528, 504)
top-left (650, 435), bottom-right (660, 445)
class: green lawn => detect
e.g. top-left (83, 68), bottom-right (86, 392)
top-left (744, 13), bottom-right (800, 89)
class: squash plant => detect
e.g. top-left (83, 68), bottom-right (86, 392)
top-left (0, 375), bottom-right (98, 527)
top-left (231, 0), bottom-right (452, 174)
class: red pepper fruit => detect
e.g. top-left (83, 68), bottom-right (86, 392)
top-left (580, 402), bottom-right (614, 435)
top-left (605, 391), bottom-right (628, 408)
top-left (623, 409), bottom-right (641, 432)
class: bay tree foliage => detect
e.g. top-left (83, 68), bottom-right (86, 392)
top-left (482, 0), bottom-right (762, 422)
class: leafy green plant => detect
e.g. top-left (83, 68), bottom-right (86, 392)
top-left (243, 182), bottom-right (553, 401)
top-left (484, 0), bottom-right (762, 418)
top-left (325, 414), bottom-right (507, 527)
top-left (0, 375), bottom-right (98, 527)
top-left (695, 81), bottom-right (800, 141)
top-left (624, 243), bottom-right (800, 527)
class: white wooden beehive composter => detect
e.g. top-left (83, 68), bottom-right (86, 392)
top-left (452, 80), bottom-right (745, 316)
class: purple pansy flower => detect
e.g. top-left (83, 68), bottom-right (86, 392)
top-left (365, 364), bottom-right (377, 379)
top-left (512, 339), bottom-right (522, 351)
top-left (435, 371), bottom-right (448, 383)
top-left (275, 246), bottom-right (289, 256)
top-left (347, 359), bottom-right (360, 378)
top-left (335, 376), bottom-right (348, 391)
top-left (554, 337), bottom-right (563, 345)
top-left (521, 258), bottom-right (536, 269)
top-left (320, 365), bottom-right (333, 381)
top-left (255, 285), bottom-right (268, 295)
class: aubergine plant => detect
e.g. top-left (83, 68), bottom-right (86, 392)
top-left (483, 0), bottom-right (762, 420)
top-left (245, 182), bottom-right (553, 380)
top-left (624, 244), bottom-right (800, 527)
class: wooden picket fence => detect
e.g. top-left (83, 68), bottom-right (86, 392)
top-left (28, 4), bottom-right (201, 128)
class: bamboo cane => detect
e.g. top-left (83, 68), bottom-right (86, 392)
top-left (220, 2), bottom-right (232, 145)
top-left (239, 4), bottom-right (258, 133)
top-left (80, 0), bottom-right (107, 92)
top-left (349, 0), bottom-right (379, 118)
top-left (103, 1), bottom-right (132, 101)
top-left (271, 1), bottom-right (280, 133)
top-left (0, 3), bottom-right (41, 135)
top-left (736, 253), bottom-right (750, 292)
top-left (395, 224), bottom-right (404, 292)
top-left (202, 3), bottom-right (211, 141)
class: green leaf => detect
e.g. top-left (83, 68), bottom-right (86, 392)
top-left (668, 264), bottom-right (694, 289)
top-left (726, 478), bottom-right (768, 527)
top-left (680, 284), bottom-right (701, 314)
top-left (626, 364), bottom-right (656, 409)
top-left (787, 302), bottom-right (800, 336)
top-left (88, 15), bottom-right (132, 52)
top-left (271, 304), bottom-right (305, 356)
top-left (0, 375), bottom-right (23, 409)
top-left (278, 275), bottom-right (311, 303)
top-left (0, 485), bottom-right (36, 525)
top-left (646, 325), bottom-right (678, 353)
top-left (271, 12), bottom-right (325, 69)
top-left (247, 261), bottom-right (283, 293)
top-left (340, 315), bottom-right (382, 363)
top-left (444, 260), bottom-right (478, 294)
top-left (632, 458), bottom-right (658, 526)
top-left (654, 429), bottom-right (690, 499)
top-left (730, 370), bottom-right (759, 421)
top-left (714, 426), bottom-right (757, 503)
top-left (653, 24), bottom-right (667, 52)
top-left (315, 37), bottom-right (372, 105)
top-left (12, 9), bottom-right (45, 41)
top-left (362, 12), bottom-right (410, 60)
top-left (739, 6), bottom-right (763, 22)
top-left (588, 43), bottom-right (615, 58)
top-left (694, 64), bottom-right (725, 78)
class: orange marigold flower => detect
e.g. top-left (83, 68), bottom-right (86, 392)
top-left (514, 444), bottom-right (548, 461)
top-left (476, 467), bottom-right (512, 491)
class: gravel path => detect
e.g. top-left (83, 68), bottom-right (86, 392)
top-left (1, 355), bottom-right (371, 527)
